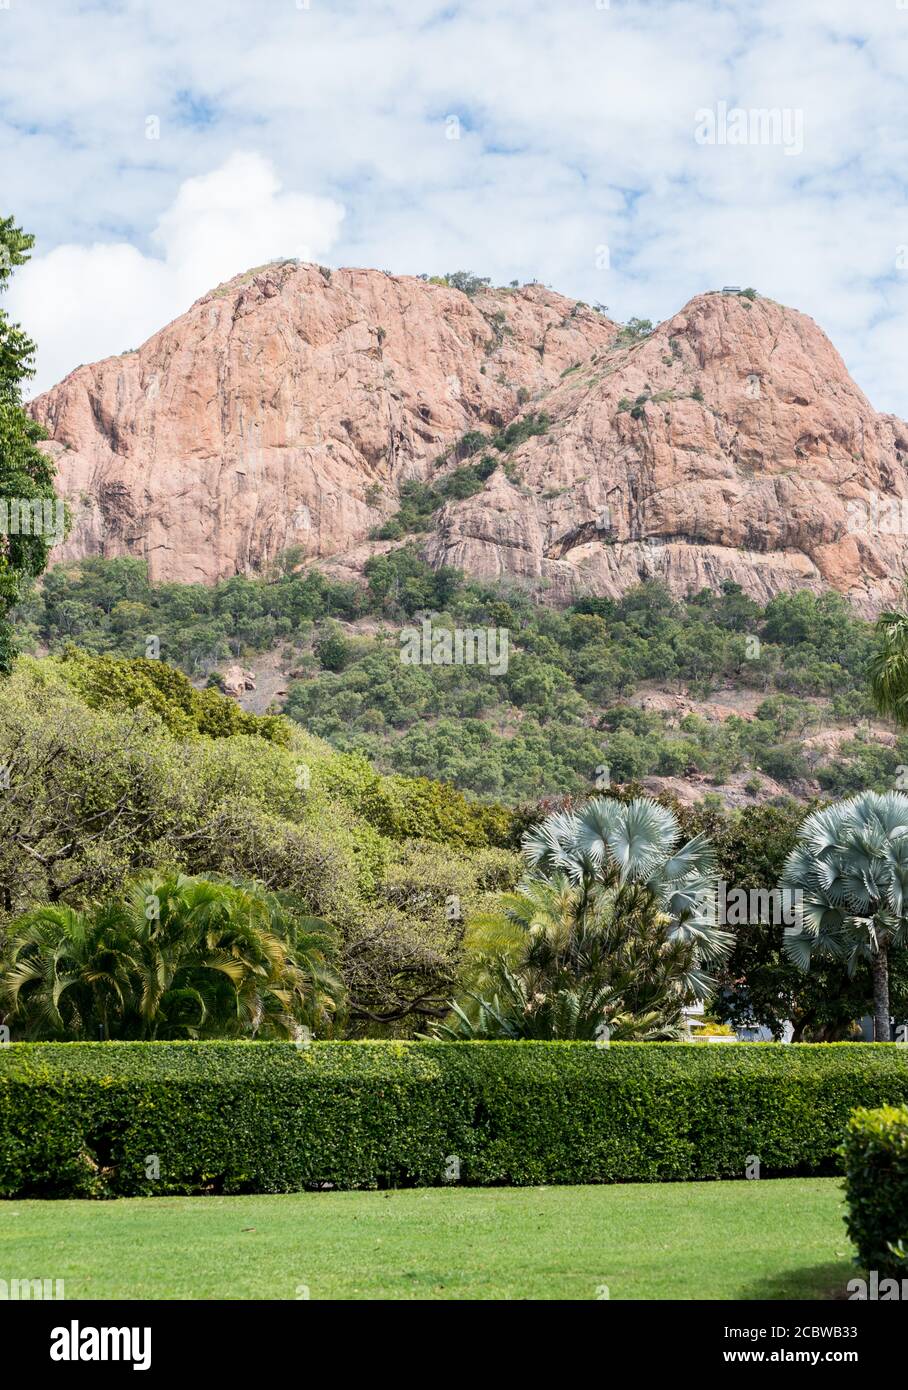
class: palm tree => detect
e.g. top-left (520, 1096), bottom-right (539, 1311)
top-left (522, 797), bottom-right (726, 993)
top-left (868, 589), bottom-right (908, 725)
top-left (0, 900), bottom-right (137, 1038)
top-left (780, 792), bottom-right (908, 1040)
top-left (433, 797), bottom-right (728, 1041)
top-left (0, 874), bottom-right (344, 1040)
top-left (435, 876), bottom-right (709, 1040)
top-left (118, 875), bottom-right (343, 1039)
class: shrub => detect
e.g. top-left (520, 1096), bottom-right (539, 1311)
top-left (841, 1104), bottom-right (908, 1277)
top-left (1, 1041), bottom-right (907, 1197)
top-left (59, 649), bottom-right (289, 744)
top-left (442, 271), bottom-right (491, 298)
top-left (314, 624), bottom-right (351, 672)
top-left (490, 411), bottom-right (550, 452)
top-left (614, 318), bottom-right (653, 346)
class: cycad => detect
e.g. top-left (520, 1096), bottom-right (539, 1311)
top-left (781, 791), bottom-right (908, 1039)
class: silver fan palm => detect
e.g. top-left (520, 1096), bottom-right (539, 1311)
top-left (781, 790), bottom-right (908, 1040)
top-left (521, 796), bottom-right (729, 995)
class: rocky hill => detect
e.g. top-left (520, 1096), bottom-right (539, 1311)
top-left (30, 265), bottom-right (908, 613)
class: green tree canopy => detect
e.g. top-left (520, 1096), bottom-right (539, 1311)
top-left (0, 216), bottom-right (59, 671)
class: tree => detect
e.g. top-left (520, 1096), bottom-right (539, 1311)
top-left (314, 622), bottom-right (352, 672)
top-left (615, 317), bottom-right (653, 345)
top-left (868, 581), bottom-right (908, 725)
top-left (677, 798), bottom-right (894, 1041)
top-left (443, 271), bottom-right (491, 297)
top-left (434, 796), bottom-right (729, 1040)
top-left (522, 796), bottom-right (726, 979)
top-left (0, 216), bottom-right (60, 672)
top-left (436, 875), bottom-right (722, 1041)
top-left (780, 792), bottom-right (908, 1040)
top-left (0, 873), bottom-right (343, 1040)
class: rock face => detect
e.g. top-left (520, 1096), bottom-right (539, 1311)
top-left (425, 292), bottom-right (908, 615)
top-left (30, 267), bottom-right (908, 613)
top-left (30, 263), bottom-right (616, 585)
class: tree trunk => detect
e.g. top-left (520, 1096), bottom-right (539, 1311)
top-left (872, 942), bottom-right (891, 1042)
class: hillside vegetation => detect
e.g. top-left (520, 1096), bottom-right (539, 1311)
top-left (3, 592), bottom-right (901, 1039)
top-left (15, 553), bottom-right (896, 803)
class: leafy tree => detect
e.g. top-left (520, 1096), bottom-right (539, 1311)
top-left (58, 649), bottom-right (289, 743)
top-left (615, 317), bottom-right (653, 345)
top-left (314, 622), bottom-right (352, 672)
top-left (442, 271), bottom-right (491, 297)
top-left (363, 545), bottom-right (462, 615)
top-left (0, 216), bottom-right (60, 671)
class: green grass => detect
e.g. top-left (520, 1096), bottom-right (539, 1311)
top-left (1, 1179), bottom-right (855, 1300)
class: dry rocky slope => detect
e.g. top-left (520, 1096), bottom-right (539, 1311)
top-left (30, 262), bottom-right (908, 613)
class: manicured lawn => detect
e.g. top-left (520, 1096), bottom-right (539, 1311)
top-left (2, 1178), bottom-right (854, 1300)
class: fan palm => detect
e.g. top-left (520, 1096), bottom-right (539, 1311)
top-left (780, 791), bottom-right (908, 1040)
top-left (436, 877), bottom-right (701, 1040)
top-left (522, 797), bottom-right (727, 989)
top-left (433, 796), bottom-right (727, 1041)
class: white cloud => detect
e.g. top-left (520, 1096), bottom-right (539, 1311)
top-left (3, 1), bottom-right (908, 411)
top-left (8, 154), bottom-right (344, 395)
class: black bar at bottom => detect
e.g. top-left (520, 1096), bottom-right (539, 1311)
top-left (7, 1297), bottom-right (903, 1376)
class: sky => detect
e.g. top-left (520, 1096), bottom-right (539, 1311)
top-left (2, 0), bottom-right (908, 411)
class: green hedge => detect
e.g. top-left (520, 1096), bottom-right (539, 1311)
top-left (842, 1105), bottom-right (908, 1278)
top-left (1, 1042), bottom-right (907, 1197)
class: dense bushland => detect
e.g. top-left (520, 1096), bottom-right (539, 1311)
top-left (15, 557), bottom-right (888, 801)
top-left (0, 656), bottom-right (519, 1035)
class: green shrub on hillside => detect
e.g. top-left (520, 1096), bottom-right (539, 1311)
top-left (59, 649), bottom-right (289, 743)
top-left (370, 458), bottom-right (498, 540)
top-left (322, 754), bottom-right (517, 848)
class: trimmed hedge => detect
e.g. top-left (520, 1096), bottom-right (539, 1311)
top-left (842, 1105), bottom-right (908, 1277)
top-left (1, 1041), bottom-right (907, 1197)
